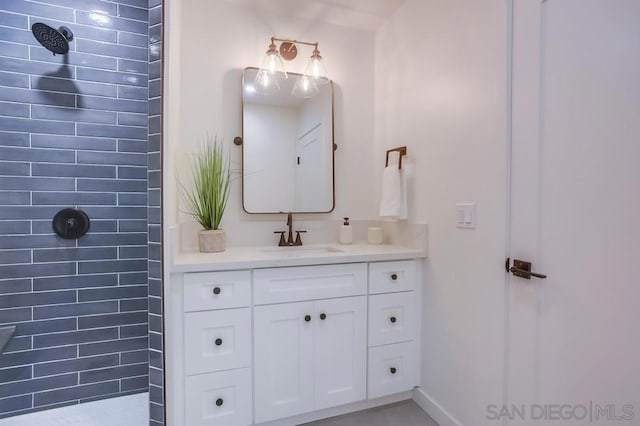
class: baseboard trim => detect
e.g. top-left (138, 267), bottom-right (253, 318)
top-left (412, 388), bottom-right (462, 426)
top-left (257, 391), bottom-right (413, 425)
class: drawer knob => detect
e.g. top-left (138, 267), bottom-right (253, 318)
top-left (391, 273), bottom-right (398, 281)
top-left (214, 338), bottom-right (223, 346)
top-left (304, 315), bottom-right (311, 322)
top-left (390, 367), bottom-right (397, 374)
top-left (390, 316), bottom-right (397, 324)
top-left (320, 313), bottom-right (326, 320)
top-left (216, 398), bottom-right (224, 407)
top-left (213, 287), bottom-right (221, 295)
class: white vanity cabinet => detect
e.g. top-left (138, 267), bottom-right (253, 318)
top-left (254, 301), bottom-right (315, 422)
top-left (367, 260), bottom-right (420, 399)
top-left (253, 263), bottom-right (367, 422)
top-left (313, 296), bottom-right (367, 410)
top-left (182, 271), bottom-right (253, 426)
top-left (254, 296), bottom-right (367, 422)
top-left (169, 254), bottom-right (422, 426)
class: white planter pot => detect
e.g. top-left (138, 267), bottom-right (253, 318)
top-left (198, 229), bottom-right (226, 253)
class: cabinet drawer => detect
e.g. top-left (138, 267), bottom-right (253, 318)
top-left (184, 308), bottom-right (251, 375)
top-left (185, 368), bottom-right (252, 426)
top-left (369, 292), bottom-right (416, 346)
top-left (369, 260), bottom-right (416, 294)
top-left (254, 263), bottom-right (367, 305)
top-left (368, 341), bottom-right (419, 399)
top-left (183, 270), bottom-right (250, 312)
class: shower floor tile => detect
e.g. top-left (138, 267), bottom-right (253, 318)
top-left (0, 392), bottom-right (148, 426)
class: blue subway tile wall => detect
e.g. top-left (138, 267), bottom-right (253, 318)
top-left (0, 0), bottom-right (149, 418)
top-left (147, 0), bottom-right (163, 424)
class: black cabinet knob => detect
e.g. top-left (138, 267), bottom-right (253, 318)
top-left (215, 338), bottom-right (223, 346)
top-left (304, 315), bottom-right (311, 322)
top-left (391, 273), bottom-right (398, 281)
top-left (320, 313), bottom-right (326, 320)
top-left (216, 398), bottom-right (223, 407)
top-left (390, 367), bottom-right (397, 374)
top-left (213, 287), bottom-right (221, 295)
top-left (390, 316), bottom-right (397, 324)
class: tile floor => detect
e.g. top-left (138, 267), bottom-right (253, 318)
top-left (304, 400), bottom-right (438, 426)
top-left (0, 392), bottom-right (148, 426)
top-left (0, 393), bottom-right (436, 426)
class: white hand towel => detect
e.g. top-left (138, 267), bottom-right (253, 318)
top-left (379, 166), bottom-right (407, 220)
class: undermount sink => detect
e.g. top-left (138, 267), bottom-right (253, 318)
top-left (260, 246), bottom-right (344, 255)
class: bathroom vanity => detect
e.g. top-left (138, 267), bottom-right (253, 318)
top-left (163, 53), bottom-right (429, 425)
top-left (166, 244), bottom-right (426, 426)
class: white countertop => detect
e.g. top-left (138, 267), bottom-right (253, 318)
top-left (170, 243), bottom-right (426, 273)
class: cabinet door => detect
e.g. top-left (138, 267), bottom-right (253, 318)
top-left (254, 301), bottom-right (315, 423)
top-left (369, 261), bottom-right (417, 294)
top-left (185, 369), bottom-right (252, 426)
top-left (183, 270), bottom-right (251, 312)
top-left (314, 296), bottom-right (367, 410)
top-left (184, 308), bottom-right (251, 375)
top-left (368, 292), bottom-right (416, 346)
top-left (368, 341), bottom-right (419, 399)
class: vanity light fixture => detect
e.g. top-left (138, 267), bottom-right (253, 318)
top-left (255, 39), bottom-right (287, 95)
top-left (304, 45), bottom-right (329, 85)
top-left (256, 37), bottom-right (329, 98)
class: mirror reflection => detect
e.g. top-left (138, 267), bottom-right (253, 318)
top-left (242, 67), bottom-right (334, 213)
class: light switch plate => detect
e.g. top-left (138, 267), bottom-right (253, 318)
top-left (456, 203), bottom-right (476, 229)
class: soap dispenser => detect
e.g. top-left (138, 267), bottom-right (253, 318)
top-left (339, 217), bottom-right (353, 245)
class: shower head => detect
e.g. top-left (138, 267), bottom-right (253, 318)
top-left (31, 23), bottom-right (73, 55)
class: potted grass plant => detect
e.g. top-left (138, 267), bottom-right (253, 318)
top-left (181, 136), bottom-right (231, 253)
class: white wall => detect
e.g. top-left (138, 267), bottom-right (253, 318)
top-left (167, 0), bottom-right (376, 246)
top-left (374, 1), bottom-right (509, 424)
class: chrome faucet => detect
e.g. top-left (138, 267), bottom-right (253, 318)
top-left (274, 212), bottom-right (306, 246)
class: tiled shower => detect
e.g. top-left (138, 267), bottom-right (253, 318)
top-left (0, 0), bottom-right (163, 423)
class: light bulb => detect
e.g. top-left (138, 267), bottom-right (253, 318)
top-left (255, 39), bottom-right (288, 95)
top-left (311, 59), bottom-right (322, 78)
top-left (257, 40), bottom-right (287, 83)
top-left (268, 54), bottom-right (278, 73)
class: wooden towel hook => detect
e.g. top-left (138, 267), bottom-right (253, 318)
top-left (385, 146), bottom-right (407, 169)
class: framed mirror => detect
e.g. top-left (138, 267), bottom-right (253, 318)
top-left (241, 67), bottom-right (335, 213)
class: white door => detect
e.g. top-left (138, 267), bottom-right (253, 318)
top-left (295, 123), bottom-right (329, 211)
top-left (314, 296), bottom-right (367, 410)
top-left (508, 1), bottom-right (640, 424)
top-left (253, 301), bottom-right (314, 423)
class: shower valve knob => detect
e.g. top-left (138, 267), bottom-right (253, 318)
top-left (52, 208), bottom-right (90, 240)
